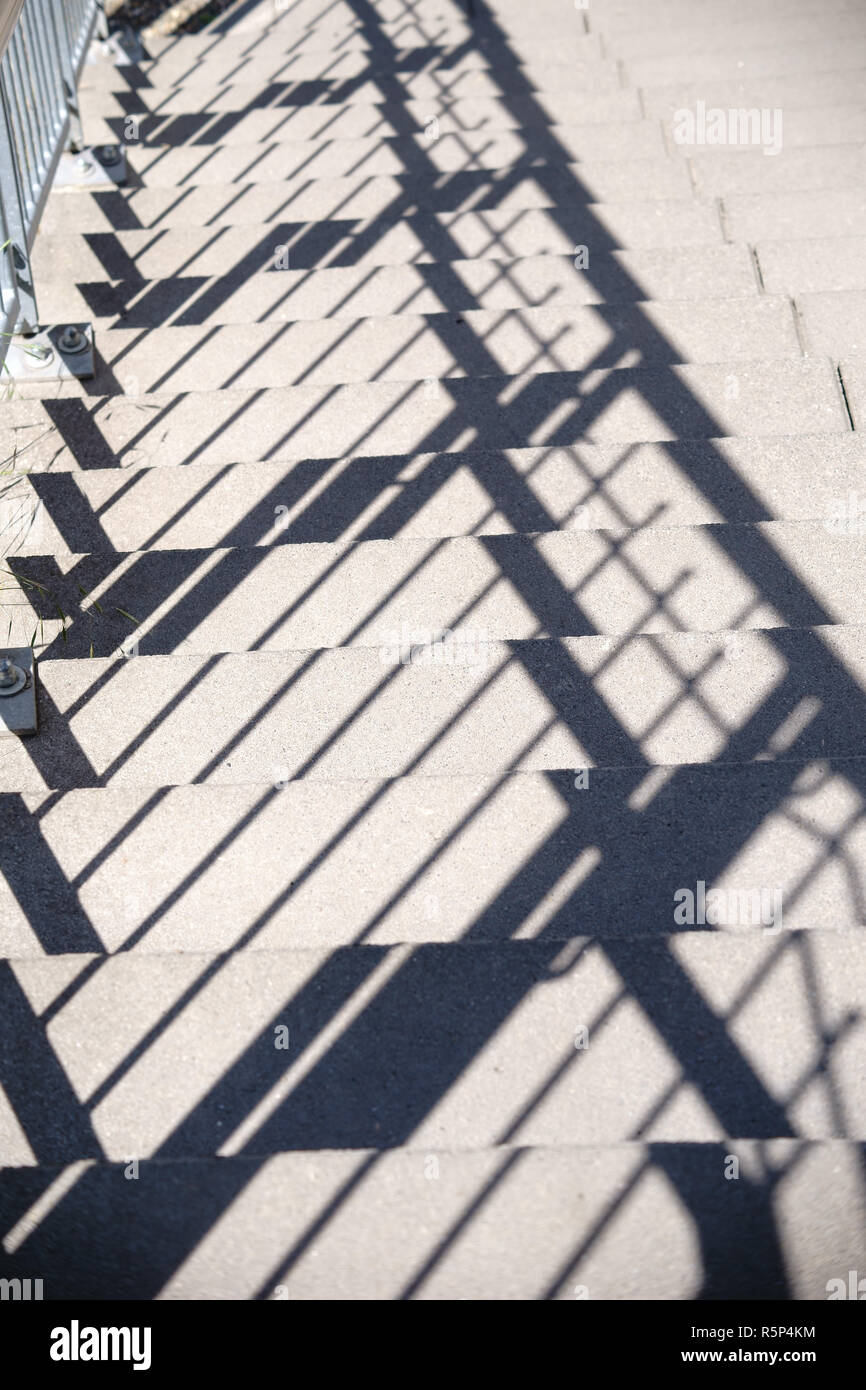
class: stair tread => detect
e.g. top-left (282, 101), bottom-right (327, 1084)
top-left (12, 298), bottom-right (808, 395)
top-left (0, 361), bottom-right (848, 468)
top-left (7, 517), bottom-right (866, 655)
top-left (1, 757), bottom-right (864, 955)
top-left (1, 624), bottom-right (865, 791)
top-left (10, 435), bottom-right (860, 552)
top-left (1, 1139), bottom-right (859, 1299)
top-left (1, 935), bottom-right (864, 1165)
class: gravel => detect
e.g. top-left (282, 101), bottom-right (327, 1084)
top-left (105, 0), bottom-right (240, 38)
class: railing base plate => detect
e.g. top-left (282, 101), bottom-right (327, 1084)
top-left (0, 649), bottom-right (37, 737)
top-left (87, 28), bottom-right (146, 66)
top-left (5, 325), bottom-right (94, 381)
top-left (54, 146), bottom-right (127, 190)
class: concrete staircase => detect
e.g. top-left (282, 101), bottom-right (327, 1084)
top-left (1, 0), bottom-right (865, 1298)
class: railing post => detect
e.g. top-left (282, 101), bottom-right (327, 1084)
top-left (0, 0), bottom-right (101, 377)
top-left (0, 72), bottom-right (38, 334)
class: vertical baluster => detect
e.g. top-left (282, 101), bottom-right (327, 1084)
top-left (3, 37), bottom-right (41, 216)
top-left (49, 0), bottom-right (84, 150)
top-left (20, 7), bottom-right (62, 169)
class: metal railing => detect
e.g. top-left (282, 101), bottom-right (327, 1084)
top-left (0, 0), bottom-right (103, 348)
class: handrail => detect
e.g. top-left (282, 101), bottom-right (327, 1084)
top-left (0, 0), bottom-right (103, 355)
top-left (0, 3), bottom-right (28, 63)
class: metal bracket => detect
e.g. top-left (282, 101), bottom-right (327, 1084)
top-left (87, 27), bottom-right (147, 65)
top-left (4, 324), bottom-right (94, 381)
top-left (53, 145), bottom-right (127, 190)
top-left (0, 649), bottom-right (37, 737)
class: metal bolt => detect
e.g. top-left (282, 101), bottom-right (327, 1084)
top-left (99, 145), bottom-right (121, 166)
top-left (0, 657), bottom-right (25, 695)
top-left (75, 155), bottom-right (94, 175)
top-left (58, 326), bottom-right (88, 354)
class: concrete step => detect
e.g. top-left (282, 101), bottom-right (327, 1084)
top-left (0, 360), bottom-right (848, 470)
top-left (665, 104), bottom-right (866, 156)
top-left (148, 10), bottom-right (483, 49)
top-left (80, 58), bottom-right (620, 114)
top-left (723, 190), bottom-right (866, 243)
top-left (109, 19), bottom-right (594, 73)
top-left (1, 936), bottom-right (864, 1165)
top-left (756, 238), bottom-right (866, 296)
top-left (593, 0), bottom-right (866, 36)
top-left (1, 753), bottom-right (863, 956)
top-left (690, 147), bottom-right (866, 201)
top-left (63, 118), bottom-right (666, 185)
top-left (796, 292), bottom-right (866, 360)
top-left (50, 159), bottom-right (696, 225)
top-left (38, 193), bottom-right (722, 253)
top-left (8, 435), bottom-right (861, 554)
top-left (82, 87), bottom-right (651, 146)
top-left (2, 1139), bottom-right (859, 1298)
top-left (640, 70), bottom-right (866, 120)
top-left (625, 37), bottom-right (866, 86)
top-left (0, 624), bottom-right (864, 791)
top-left (36, 247), bottom-right (758, 329)
top-left (79, 33), bottom-right (603, 89)
top-left (153, 7), bottom-right (478, 46)
top-left (148, 117), bottom-right (662, 180)
top-left (214, 0), bottom-right (473, 26)
top-left (598, 12), bottom-right (866, 55)
top-left (147, 2), bottom-right (586, 48)
top-left (80, 36), bottom-right (604, 93)
top-left (82, 90), bottom-right (865, 164)
top-left (16, 300), bottom-right (803, 397)
top-left (10, 515), bottom-right (866, 659)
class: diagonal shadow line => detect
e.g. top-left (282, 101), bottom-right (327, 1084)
top-left (0, 963), bottom-right (104, 1163)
